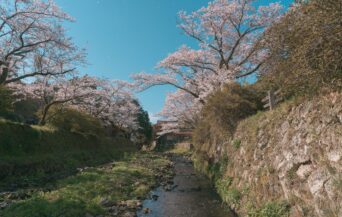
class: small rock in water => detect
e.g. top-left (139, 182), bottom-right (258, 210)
top-left (151, 194), bottom-right (159, 201)
top-left (164, 184), bottom-right (178, 191)
top-left (125, 200), bottom-right (141, 209)
top-left (164, 185), bottom-right (172, 191)
top-left (136, 201), bottom-right (143, 208)
top-left (143, 207), bottom-right (151, 214)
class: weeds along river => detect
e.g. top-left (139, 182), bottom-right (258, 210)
top-left (137, 155), bottom-right (236, 217)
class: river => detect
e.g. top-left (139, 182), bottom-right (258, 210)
top-left (137, 155), bottom-right (236, 217)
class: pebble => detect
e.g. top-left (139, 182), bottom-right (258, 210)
top-left (0, 202), bottom-right (9, 209)
top-left (151, 194), bottom-right (159, 201)
top-left (122, 211), bottom-right (137, 217)
top-left (99, 198), bottom-right (116, 207)
top-left (143, 207), bottom-right (151, 214)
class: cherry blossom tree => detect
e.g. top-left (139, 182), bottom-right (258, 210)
top-left (12, 74), bottom-right (140, 134)
top-left (178, 0), bottom-right (282, 77)
top-left (0, 0), bottom-right (83, 85)
top-left (157, 90), bottom-right (201, 136)
top-left (132, 0), bottom-right (282, 134)
top-left (1, 0), bottom-right (141, 136)
top-left (132, 0), bottom-right (282, 104)
top-left (77, 79), bottom-right (140, 132)
top-left (132, 46), bottom-right (212, 104)
top-left (12, 75), bottom-right (101, 125)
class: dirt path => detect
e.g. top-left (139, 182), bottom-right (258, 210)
top-left (137, 155), bottom-right (235, 217)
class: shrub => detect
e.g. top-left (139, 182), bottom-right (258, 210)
top-left (248, 201), bottom-right (290, 217)
top-left (13, 99), bottom-right (41, 124)
top-left (259, 0), bottom-right (342, 98)
top-left (0, 86), bottom-right (41, 123)
top-left (225, 188), bottom-right (242, 206)
top-left (135, 105), bottom-right (153, 148)
top-left (193, 83), bottom-right (262, 146)
top-left (232, 139), bottom-right (241, 149)
top-left (208, 157), bottom-right (227, 180)
top-left (333, 175), bottom-right (342, 195)
top-left (215, 177), bottom-right (233, 196)
top-left (47, 108), bottom-right (105, 137)
top-left (215, 177), bottom-right (242, 207)
top-left (0, 86), bottom-right (16, 120)
top-left (286, 167), bottom-right (298, 181)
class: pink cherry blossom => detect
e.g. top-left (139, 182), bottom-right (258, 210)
top-left (132, 0), bottom-right (283, 132)
top-left (0, 0), bottom-right (82, 85)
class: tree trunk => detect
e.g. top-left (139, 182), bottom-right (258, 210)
top-left (0, 66), bottom-right (9, 85)
top-left (39, 104), bottom-right (52, 125)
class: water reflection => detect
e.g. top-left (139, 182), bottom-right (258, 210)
top-left (137, 156), bottom-right (235, 217)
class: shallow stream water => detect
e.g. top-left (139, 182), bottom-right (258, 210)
top-left (137, 155), bottom-right (235, 217)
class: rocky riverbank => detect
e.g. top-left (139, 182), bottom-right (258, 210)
top-left (193, 93), bottom-right (342, 217)
top-left (0, 152), bottom-right (174, 217)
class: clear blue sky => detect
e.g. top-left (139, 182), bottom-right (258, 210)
top-left (56, 0), bottom-right (293, 122)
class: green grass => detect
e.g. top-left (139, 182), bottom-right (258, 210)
top-left (226, 188), bottom-right (242, 206)
top-left (333, 175), bottom-right (342, 195)
top-left (247, 201), bottom-right (290, 217)
top-left (0, 153), bottom-right (171, 217)
top-left (232, 139), bottom-right (241, 149)
top-left (165, 146), bottom-right (192, 155)
top-left (0, 119), bottom-right (137, 191)
top-left (215, 177), bottom-right (242, 207)
top-left (286, 167), bottom-right (298, 181)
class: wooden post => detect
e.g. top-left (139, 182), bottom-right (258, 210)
top-left (268, 90), bottom-right (275, 110)
top-left (263, 89), bottom-right (281, 111)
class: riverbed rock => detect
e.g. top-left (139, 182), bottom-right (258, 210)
top-left (99, 198), bottom-right (116, 207)
top-left (164, 184), bottom-right (177, 191)
top-left (151, 194), bottom-right (159, 201)
top-left (125, 200), bottom-right (141, 209)
top-left (121, 211), bottom-right (137, 217)
top-left (107, 205), bottom-right (118, 212)
top-left (143, 207), bottom-right (150, 214)
top-left (0, 201), bottom-right (9, 209)
top-left (296, 164), bottom-right (313, 179)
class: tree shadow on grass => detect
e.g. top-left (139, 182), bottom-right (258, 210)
top-left (0, 197), bottom-right (102, 217)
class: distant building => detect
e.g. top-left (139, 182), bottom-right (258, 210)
top-left (153, 120), bottom-right (192, 150)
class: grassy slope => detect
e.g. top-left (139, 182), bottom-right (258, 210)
top-left (0, 153), bottom-right (171, 217)
top-left (0, 119), bottom-right (137, 191)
